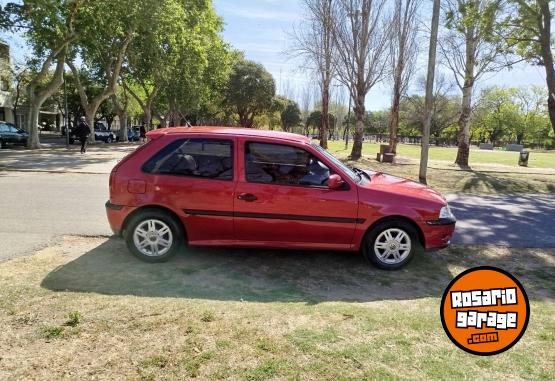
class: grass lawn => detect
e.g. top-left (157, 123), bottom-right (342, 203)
top-left (1, 236), bottom-right (554, 380)
top-left (326, 141), bottom-right (555, 169)
top-left (339, 156), bottom-right (555, 195)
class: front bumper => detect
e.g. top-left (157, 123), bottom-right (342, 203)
top-left (424, 218), bottom-right (456, 250)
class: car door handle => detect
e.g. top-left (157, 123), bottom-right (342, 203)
top-left (237, 193), bottom-right (257, 202)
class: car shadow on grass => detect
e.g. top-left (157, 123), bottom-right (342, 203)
top-left (41, 238), bottom-right (456, 303)
top-left (41, 238), bottom-right (555, 303)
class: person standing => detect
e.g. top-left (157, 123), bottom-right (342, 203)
top-left (74, 116), bottom-right (91, 154)
top-left (139, 125), bottom-right (146, 143)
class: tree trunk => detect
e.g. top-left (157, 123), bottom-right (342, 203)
top-left (85, 107), bottom-right (97, 144)
top-left (538, 0), bottom-right (555, 135)
top-left (320, 85), bottom-right (330, 149)
top-left (455, 82), bottom-right (473, 166)
top-left (455, 29), bottom-right (477, 167)
top-left (26, 99), bottom-right (41, 149)
top-left (350, 93), bottom-right (365, 160)
top-left (26, 52), bottom-right (67, 149)
top-left (388, 79), bottom-right (401, 154)
top-left (419, 0), bottom-right (440, 184)
top-left (119, 113), bottom-right (128, 142)
top-left (124, 82), bottom-right (158, 131)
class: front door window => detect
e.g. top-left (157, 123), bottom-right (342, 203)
top-left (245, 142), bottom-right (331, 187)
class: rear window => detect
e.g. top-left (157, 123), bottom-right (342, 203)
top-left (142, 138), bottom-right (233, 180)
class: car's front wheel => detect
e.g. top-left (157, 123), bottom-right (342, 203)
top-left (362, 219), bottom-right (418, 270)
top-left (124, 209), bottom-right (184, 263)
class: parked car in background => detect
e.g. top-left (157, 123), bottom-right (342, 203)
top-left (0, 122), bottom-right (29, 148)
top-left (69, 122), bottom-right (116, 144)
top-left (106, 127), bottom-right (456, 270)
top-left (127, 128), bottom-right (140, 142)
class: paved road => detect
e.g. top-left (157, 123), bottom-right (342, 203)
top-left (447, 193), bottom-right (555, 248)
top-left (1, 170), bottom-right (554, 261)
top-left (0, 172), bottom-right (111, 260)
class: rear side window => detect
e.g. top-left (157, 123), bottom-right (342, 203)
top-left (142, 138), bottom-right (233, 180)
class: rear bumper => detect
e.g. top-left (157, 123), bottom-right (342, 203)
top-left (105, 201), bottom-right (135, 236)
top-left (423, 220), bottom-right (456, 251)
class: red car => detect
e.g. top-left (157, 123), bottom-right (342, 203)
top-left (106, 127), bottom-right (456, 269)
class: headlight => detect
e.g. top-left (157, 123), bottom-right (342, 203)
top-left (439, 205), bottom-right (455, 220)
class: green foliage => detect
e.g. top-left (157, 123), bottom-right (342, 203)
top-left (65, 311), bottom-right (82, 327)
top-left (200, 310), bottom-right (216, 322)
top-left (400, 94), bottom-right (460, 139)
top-left (152, 0), bottom-right (233, 120)
top-left (505, 0), bottom-right (552, 64)
top-left (225, 59), bottom-right (276, 128)
top-left (306, 110), bottom-right (337, 130)
top-left (471, 85), bottom-right (552, 146)
top-left (40, 325), bottom-right (64, 339)
top-left (443, 0), bottom-right (509, 84)
top-left (276, 97), bottom-right (302, 132)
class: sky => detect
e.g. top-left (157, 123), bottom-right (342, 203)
top-left (212, 0), bottom-right (547, 110)
top-left (1, 0), bottom-right (549, 111)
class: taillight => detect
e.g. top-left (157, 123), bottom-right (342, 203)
top-left (109, 170), bottom-right (116, 192)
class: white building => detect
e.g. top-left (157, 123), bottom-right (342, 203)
top-left (0, 40), bottom-right (63, 130)
top-left (0, 40), bottom-right (15, 124)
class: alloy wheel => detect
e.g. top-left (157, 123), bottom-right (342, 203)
top-left (132, 219), bottom-right (174, 257)
top-left (373, 228), bottom-right (412, 265)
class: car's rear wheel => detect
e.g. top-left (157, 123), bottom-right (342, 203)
top-left (106, 136), bottom-right (113, 143)
top-left (124, 209), bottom-right (184, 263)
top-left (0, 139), bottom-right (5, 149)
top-left (362, 219), bottom-right (418, 270)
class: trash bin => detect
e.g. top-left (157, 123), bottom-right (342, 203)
top-left (518, 150), bottom-right (530, 167)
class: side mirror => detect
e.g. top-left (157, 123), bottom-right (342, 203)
top-left (328, 174), bottom-right (345, 190)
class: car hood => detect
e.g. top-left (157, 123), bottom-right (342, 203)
top-left (361, 170), bottom-right (447, 205)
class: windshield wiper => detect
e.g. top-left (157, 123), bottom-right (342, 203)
top-left (352, 167), bottom-right (371, 181)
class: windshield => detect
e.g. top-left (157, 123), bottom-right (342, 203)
top-left (311, 143), bottom-right (360, 183)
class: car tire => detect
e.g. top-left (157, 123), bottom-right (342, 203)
top-left (106, 136), bottom-right (113, 143)
top-left (362, 219), bottom-right (419, 270)
top-left (0, 139), bottom-right (5, 149)
top-left (124, 209), bottom-right (184, 263)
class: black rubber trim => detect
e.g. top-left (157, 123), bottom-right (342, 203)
top-left (105, 201), bottom-right (124, 211)
top-left (426, 217), bottom-right (456, 226)
top-left (184, 209), bottom-right (365, 224)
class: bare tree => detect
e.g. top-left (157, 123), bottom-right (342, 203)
top-left (299, 82), bottom-right (314, 134)
top-left (332, 0), bottom-right (391, 159)
top-left (387, 0), bottom-right (421, 154)
top-left (290, 0), bottom-right (335, 148)
top-left (439, 0), bottom-right (508, 166)
top-left (419, 0), bottom-right (441, 184)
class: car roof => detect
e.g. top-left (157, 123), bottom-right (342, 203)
top-left (147, 126), bottom-right (311, 144)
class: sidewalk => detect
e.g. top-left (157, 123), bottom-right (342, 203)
top-left (0, 144), bottom-right (139, 174)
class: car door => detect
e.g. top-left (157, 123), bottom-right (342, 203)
top-left (141, 136), bottom-right (236, 244)
top-left (233, 138), bottom-right (360, 248)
